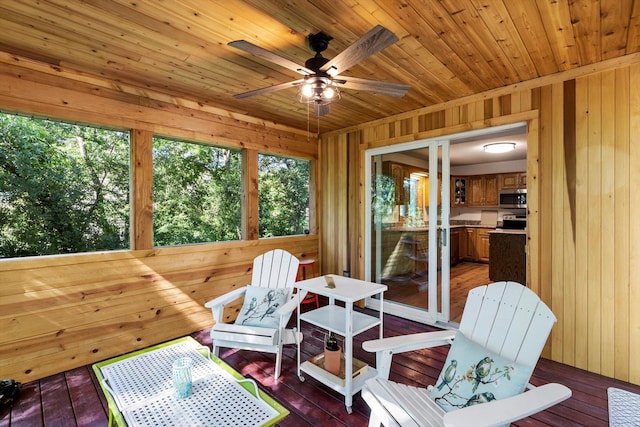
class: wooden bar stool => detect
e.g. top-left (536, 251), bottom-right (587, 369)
top-left (297, 259), bottom-right (320, 308)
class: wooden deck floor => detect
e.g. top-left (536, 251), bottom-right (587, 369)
top-left (2, 309), bottom-right (639, 426)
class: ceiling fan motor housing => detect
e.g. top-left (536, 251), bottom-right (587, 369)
top-left (307, 31), bottom-right (332, 54)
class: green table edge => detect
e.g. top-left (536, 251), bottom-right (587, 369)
top-left (92, 336), bottom-right (289, 426)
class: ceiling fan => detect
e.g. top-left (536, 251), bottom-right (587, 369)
top-left (228, 25), bottom-right (410, 116)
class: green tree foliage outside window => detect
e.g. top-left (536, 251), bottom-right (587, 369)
top-left (152, 137), bottom-right (242, 246)
top-left (258, 154), bottom-right (310, 238)
top-left (0, 113), bottom-right (130, 257)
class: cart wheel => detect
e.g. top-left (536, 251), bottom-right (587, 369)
top-left (346, 406), bottom-right (352, 414)
top-left (298, 375), bottom-right (305, 382)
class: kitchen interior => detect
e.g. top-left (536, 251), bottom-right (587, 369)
top-left (374, 126), bottom-right (528, 324)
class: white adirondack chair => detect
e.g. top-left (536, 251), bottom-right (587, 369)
top-left (204, 249), bottom-right (304, 380)
top-left (361, 281), bottom-right (572, 427)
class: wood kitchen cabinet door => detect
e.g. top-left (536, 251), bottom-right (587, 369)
top-left (476, 228), bottom-right (491, 263)
top-left (483, 175), bottom-right (499, 205)
top-left (450, 229), bottom-right (460, 265)
top-left (461, 228), bottom-right (476, 260)
top-left (469, 175), bottom-right (498, 206)
top-left (468, 177), bottom-right (484, 205)
top-left (499, 172), bottom-right (527, 190)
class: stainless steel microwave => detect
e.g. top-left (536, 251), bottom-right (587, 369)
top-left (499, 189), bottom-right (527, 209)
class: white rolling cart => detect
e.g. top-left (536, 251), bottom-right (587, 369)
top-left (295, 274), bottom-right (387, 413)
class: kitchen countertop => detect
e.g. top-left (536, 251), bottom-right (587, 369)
top-left (383, 223), bottom-right (499, 231)
top-left (489, 229), bottom-right (527, 234)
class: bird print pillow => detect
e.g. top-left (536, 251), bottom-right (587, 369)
top-left (430, 331), bottom-right (533, 412)
top-left (234, 286), bottom-right (290, 329)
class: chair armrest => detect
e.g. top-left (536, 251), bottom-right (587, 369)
top-left (363, 330), bottom-right (456, 380)
top-left (363, 329), bottom-right (456, 354)
top-left (204, 287), bottom-right (247, 309)
top-left (443, 383), bottom-right (572, 427)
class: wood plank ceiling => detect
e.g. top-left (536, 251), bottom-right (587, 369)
top-left (0, 0), bottom-right (638, 132)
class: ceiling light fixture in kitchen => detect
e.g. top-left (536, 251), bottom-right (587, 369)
top-left (483, 142), bottom-right (515, 153)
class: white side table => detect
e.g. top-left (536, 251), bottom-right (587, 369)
top-left (295, 274), bottom-right (387, 413)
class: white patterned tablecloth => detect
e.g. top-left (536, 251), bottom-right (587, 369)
top-left (608, 387), bottom-right (640, 426)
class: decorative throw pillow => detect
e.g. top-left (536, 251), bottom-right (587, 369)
top-left (234, 286), bottom-right (289, 329)
top-left (430, 331), bottom-right (533, 412)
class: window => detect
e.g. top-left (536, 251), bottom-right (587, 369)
top-left (152, 137), bottom-right (242, 246)
top-left (0, 113), bottom-right (130, 257)
top-left (258, 154), bottom-right (310, 238)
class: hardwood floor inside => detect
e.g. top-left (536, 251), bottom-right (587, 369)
top-left (383, 261), bottom-right (490, 323)
top-left (3, 307), bottom-right (640, 426)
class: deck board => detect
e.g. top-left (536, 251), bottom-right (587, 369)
top-left (1, 309), bottom-right (639, 426)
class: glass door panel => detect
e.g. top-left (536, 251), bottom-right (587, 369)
top-left (366, 140), bottom-right (450, 324)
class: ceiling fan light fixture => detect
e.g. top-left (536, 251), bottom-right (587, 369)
top-left (299, 77), bottom-right (339, 103)
top-left (483, 142), bottom-right (515, 154)
top-left (301, 83), bottom-right (314, 98)
top-left (322, 86), bottom-right (335, 99)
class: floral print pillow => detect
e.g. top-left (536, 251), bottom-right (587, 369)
top-left (234, 286), bottom-right (289, 329)
top-left (430, 331), bottom-right (533, 412)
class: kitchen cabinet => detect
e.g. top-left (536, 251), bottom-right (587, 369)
top-left (451, 177), bottom-right (467, 206)
top-left (476, 228), bottom-right (491, 263)
top-left (450, 228), bottom-right (460, 265)
top-left (469, 175), bottom-right (498, 206)
top-left (383, 161), bottom-right (409, 204)
top-left (460, 227), bottom-right (492, 263)
top-left (382, 161), bottom-right (435, 209)
top-left (499, 172), bottom-right (527, 190)
top-left (519, 173), bottom-right (527, 188)
top-left (461, 228), bottom-right (476, 260)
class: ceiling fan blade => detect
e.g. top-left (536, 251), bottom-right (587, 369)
top-left (314, 102), bottom-right (331, 117)
top-left (234, 79), bottom-right (305, 99)
top-left (320, 25), bottom-right (399, 76)
top-left (228, 40), bottom-right (314, 75)
top-left (335, 76), bottom-right (410, 98)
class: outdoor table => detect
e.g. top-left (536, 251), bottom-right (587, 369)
top-left (93, 336), bottom-right (288, 427)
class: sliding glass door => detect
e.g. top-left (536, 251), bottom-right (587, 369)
top-left (365, 139), bottom-right (450, 324)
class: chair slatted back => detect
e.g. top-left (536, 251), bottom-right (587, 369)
top-left (458, 281), bottom-right (556, 368)
top-left (250, 249), bottom-right (299, 290)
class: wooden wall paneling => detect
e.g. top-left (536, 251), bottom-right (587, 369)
top-left (549, 82), bottom-right (567, 363)
top-left (483, 98), bottom-right (493, 120)
top-left (500, 94), bottom-right (511, 116)
top-left (600, 70), bottom-right (616, 378)
top-left (562, 80), bottom-right (581, 368)
top-left (574, 76), bottom-right (589, 371)
top-left (510, 91), bottom-right (522, 114)
top-left (319, 136), bottom-right (330, 275)
top-left (320, 60), bottom-right (640, 386)
top-left (131, 130), bottom-right (153, 249)
top-left (526, 116), bottom-right (540, 293)
top-left (613, 66), bottom-right (630, 381)
top-left (242, 149), bottom-right (259, 240)
top-left (519, 89), bottom-right (532, 112)
top-left (0, 67), bottom-right (313, 158)
top-left (0, 63), bottom-right (320, 384)
top-left (308, 151), bottom-right (318, 236)
top-left (628, 62), bottom-right (640, 385)
top-left (0, 236), bottom-right (319, 382)
top-left (320, 134), bottom-right (348, 276)
top-left (337, 134), bottom-right (349, 275)
top-left (535, 87), bottom-right (552, 317)
top-left (586, 72), bottom-right (603, 374)
top-left (445, 105), bottom-right (460, 127)
top-left (348, 131), bottom-right (361, 279)
top-left (561, 80), bottom-right (577, 366)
